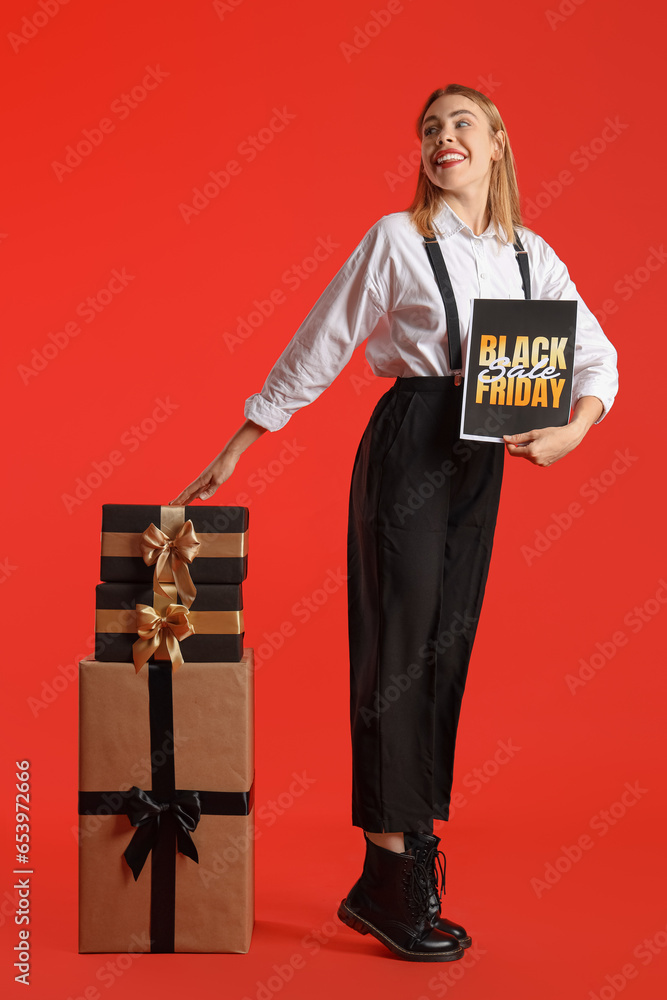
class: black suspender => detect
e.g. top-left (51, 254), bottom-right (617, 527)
top-left (423, 230), bottom-right (531, 382)
top-left (423, 235), bottom-right (464, 374)
top-left (513, 234), bottom-right (531, 300)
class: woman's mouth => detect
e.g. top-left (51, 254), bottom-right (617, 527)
top-left (433, 152), bottom-right (466, 168)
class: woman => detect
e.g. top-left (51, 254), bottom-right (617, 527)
top-left (170, 84), bottom-right (618, 963)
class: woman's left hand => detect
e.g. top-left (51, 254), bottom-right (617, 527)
top-left (503, 395), bottom-right (604, 467)
top-left (503, 424), bottom-right (583, 466)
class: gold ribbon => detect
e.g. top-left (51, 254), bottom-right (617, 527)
top-left (140, 521), bottom-right (201, 609)
top-left (101, 529), bottom-right (248, 559)
top-left (132, 603), bottom-right (195, 673)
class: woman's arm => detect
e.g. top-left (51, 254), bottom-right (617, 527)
top-left (503, 394), bottom-right (603, 467)
top-left (169, 418), bottom-right (268, 505)
top-left (502, 232), bottom-right (618, 467)
top-left (170, 222), bottom-right (390, 503)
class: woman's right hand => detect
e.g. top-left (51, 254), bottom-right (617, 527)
top-left (169, 448), bottom-right (240, 506)
top-left (169, 419), bottom-right (269, 506)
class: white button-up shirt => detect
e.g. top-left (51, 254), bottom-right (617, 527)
top-left (244, 199), bottom-right (618, 432)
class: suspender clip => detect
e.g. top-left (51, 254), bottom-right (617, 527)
top-left (454, 372), bottom-right (463, 386)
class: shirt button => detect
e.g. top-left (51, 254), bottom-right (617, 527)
top-left (480, 273), bottom-right (487, 279)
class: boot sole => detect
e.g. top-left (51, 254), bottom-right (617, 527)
top-left (337, 899), bottom-right (464, 962)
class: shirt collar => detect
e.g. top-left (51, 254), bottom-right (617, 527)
top-left (432, 197), bottom-right (507, 242)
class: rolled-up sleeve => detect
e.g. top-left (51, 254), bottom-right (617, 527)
top-left (539, 243), bottom-right (619, 422)
top-left (244, 222), bottom-right (389, 431)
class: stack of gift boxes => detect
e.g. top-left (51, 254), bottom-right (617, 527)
top-left (78, 504), bottom-right (254, 954)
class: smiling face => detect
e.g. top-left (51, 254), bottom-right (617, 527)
top-left (421, 93), bottom-right (505, 196)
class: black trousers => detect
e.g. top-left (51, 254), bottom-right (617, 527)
top-left (347, 376), bottom-right (504, 832)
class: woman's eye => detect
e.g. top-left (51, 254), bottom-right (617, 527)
top-left (424, 121), bottom-right (471, 136)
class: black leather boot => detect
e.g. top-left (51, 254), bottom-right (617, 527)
top-left (337, 833), bottom-right (464, 962)
top-left (403, 831), bottom-right (472, 948)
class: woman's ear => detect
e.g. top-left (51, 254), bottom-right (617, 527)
top-left (492, 129), bottom-right (505, 160)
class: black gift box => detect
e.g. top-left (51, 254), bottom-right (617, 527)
top-left (100, 505), bottom-right (249, 585)
top-left (95, 581), bottom-right (244, 664)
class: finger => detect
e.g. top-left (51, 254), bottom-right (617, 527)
top-left (174, 474), bottom-right (224, 505)
top-left (506, 443), bottom-right (549, 466)
top-left (169, 490), bottom-right (193, 506)
top-left (503, 432), bottom-right (534, 444)
top-left (170, 480), bottom-right (206, 506)
top-left (198, 486), bottom-right (218, 500)
top-left (505, 443), bottom-right (532, 459)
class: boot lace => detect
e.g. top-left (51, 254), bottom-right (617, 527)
top-left (420, 844), bottom-right (446, 912)
top-left (406, 858), bottom-right (434, 919)
top-left (429, 846), bottom-right (446, 908)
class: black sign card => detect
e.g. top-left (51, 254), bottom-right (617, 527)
top-left (460, 298), bottom-right (578, 443)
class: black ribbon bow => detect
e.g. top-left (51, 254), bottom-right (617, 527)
top-left (122, 785), bottom-right (201, 881)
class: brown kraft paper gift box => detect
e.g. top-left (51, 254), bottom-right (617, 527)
top-left (78, 649), bottom-right (255, 953)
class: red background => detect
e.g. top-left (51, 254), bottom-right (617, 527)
top-left (2, 1), bottom-right (665, 997)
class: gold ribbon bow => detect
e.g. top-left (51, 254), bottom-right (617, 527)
top-left (140, 521), bottom-right (201, 609)
top-left (132, 604), bottom-right (195, 673)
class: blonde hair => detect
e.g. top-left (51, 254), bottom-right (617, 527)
top-left (406, 84), bottom-right (531, 246)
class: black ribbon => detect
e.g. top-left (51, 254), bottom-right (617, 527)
top-left (122, 786), bottom-right (201, 881)
top-left (78, 661), bottom-right (253, 953)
